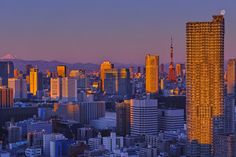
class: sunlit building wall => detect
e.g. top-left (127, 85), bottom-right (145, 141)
top-left (30, 68), bottom-right (38, 96)
top-left (145, 54), bottom-right (159, 94)
top-left (227, 59), bottom-right (236, 95)
top-left (100, 61), bottom-right (113, 91)
top-left (186, 15), bottom-right (224, 156)
top-left (57, 65), bottom-right (67, 78)
top-left (0, 86), bottom-right (13, 108)
top-left (62, 77), bottom-right (77, 102)
top-left (50, 78), bottom-right (62, 100)
top-left (8, 78), bottom-right (27, 99)
top-left (176, 63), bottom-right (185, 77)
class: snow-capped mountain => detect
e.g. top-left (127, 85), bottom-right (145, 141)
top-left (0, 53), bottom-right (17, 60)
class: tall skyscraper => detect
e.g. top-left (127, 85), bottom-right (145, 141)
top-left (118, 68), bottom-right (132, 98)
top-left (145, 54), bottom-right (159, 94)
top-left (224, 95), bottom-right (235, 134)
top-left (57, 65), bottom-right (67, 78)
top-left (0, 86), bottom-right (13, 108)
top-left (61, 77), bottom-right (77, 102)
top-left (0, 61), bottom-right (14, 86)
top-left (30, 68), bottom-right (39, 96)
top-left (104, 69), bottom-right (118, 95)
top-left (130, 97), bottom-right (158, 136)
top-left (116, 100), bottom-right (130, 136)
top-left (50, 78), bottom-right (62, 100)
top-left (176, 63), bottom-right (185, 77)
top-left (100, 61), bottom-right (113, 91)
top-left (186, 15), bottom-right (225, 156)
top-left (167, 38), bottom-right (176, 82)
top-left (227, 59), bottom-right (236, 95)
top-left (8, 78), bottom-right (27, 99)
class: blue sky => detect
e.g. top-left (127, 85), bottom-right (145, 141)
top-left (0, 0), bottom-right (235, 64)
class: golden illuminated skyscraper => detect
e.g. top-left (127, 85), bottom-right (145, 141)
top-left (145, 54), bottom-right (159, 93)
top-left (100, 61), bottom-right (113, 91)
top-left (57, 65), bottom-right (67, 77)
top-left (186, 15), bottom-right (224, 156)
top-left (176, 63), bottom-right (184, 77)
top-left (30, 68), bottom-right (38, 96)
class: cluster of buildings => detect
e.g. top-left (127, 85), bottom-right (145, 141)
top-left (0, 13), bottom-right (235, 157)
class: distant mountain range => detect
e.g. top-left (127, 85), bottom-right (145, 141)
top-left (0, 54), bottom-right (141, 72)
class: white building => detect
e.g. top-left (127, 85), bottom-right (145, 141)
top-left (25, 147), bottom-right (42, 157)
top-left (102, 132), bottom-right (124, 152)
top-left (88, 133), bottom-right (102, 150)
top-left (8, 78), bottom-right (27, 99)
top-left (50, 78), bottom-right (61, 100)
top-left (130, 98), bottom-right (158, 136)
top-left (43, 133), bottom-right (65, 156)
top-left (158, 109), bottom-right (184, 131)
top-left (62, 77), bottom-right (77, 102)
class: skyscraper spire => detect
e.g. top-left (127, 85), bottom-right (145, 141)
top-left (167, 37), bottom-right (176, 82)
top-left (170, 37), bottom-right (173, 64)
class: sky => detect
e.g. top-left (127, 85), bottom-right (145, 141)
top-left (0, 0), bottom-right (235, 64)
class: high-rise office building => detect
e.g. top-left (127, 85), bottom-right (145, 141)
top-left (0, 61), bottom-right (14, 86)
top-left (116, 100), bottom-right (130, 136)
top-left (61, 77), bottom-right (77, 102)
top-left (8, 78), bottom-right (27, 99)
top-left (30, 68), bottom-right (39, 96)
top-left (57, 65), bottom-right (67, 78)
top-left (176, 63), bottom-right (185, 77)
top-left (224, 95), bottom-right (235, 134)
top-left (69, 70), bottom-right (87, 90)
top-left (186, 15), bottom-right (225, 156)
top-left (50, 78), bottom-right (62, 100)
top-left (104, 69), bottom-right (118, 95)
top-left (0, 86), bottom-right (13, 108)
top-left (100, 61), bottom-right (113, 91)
top-left (130, 97), bottom-right (158, 136)
top-left (227, 59), bottom-right (236, 95)
top-left (118, 68), bottom-right (132, 98)
top-left (145, 54), bottom-right (159, 94)
top-left (158, 109), bottom-right (184, 132)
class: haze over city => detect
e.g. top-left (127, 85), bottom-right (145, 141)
top-left (0, 0), bottom-right (235, 64)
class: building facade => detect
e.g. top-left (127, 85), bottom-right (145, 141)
top-left (145, 54), bottom-right (159, 94)
top-left (227, 59), bottom-right (236, 95)
top-left (29, 68), bottom-right (38, 96)
top-left (130, 98), bottom-right (158, 136)
top-left (186, 15), bottom-right (225, 156)
top-left (116, 100), bottom-right (130, 136)
top-left (8, 78), bottom-right (27, 99)
top-left (100, 61), bottom-right (113, 91)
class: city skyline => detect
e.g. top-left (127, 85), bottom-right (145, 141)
top-left (0, 1), bottom-right (235, 64)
